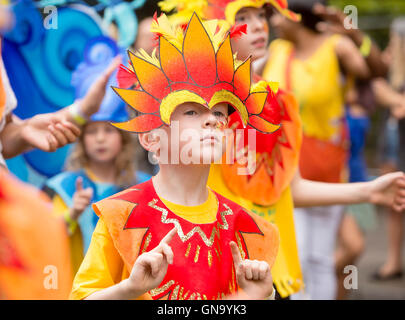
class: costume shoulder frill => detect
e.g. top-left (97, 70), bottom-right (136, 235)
top-left (220, 74), bottom-right (302, 206)
top-left (92, 179), bottom-right (279, 300)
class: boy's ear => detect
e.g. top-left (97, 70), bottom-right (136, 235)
top-left (138, 132), bottom-right (159, 153)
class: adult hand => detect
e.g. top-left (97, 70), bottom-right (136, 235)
top-left (312, 3), bottom-right (355, 36)
top-left (20, 113), bottom-right (81, 152)
top-left (368, 172), bottom-right (405, 212)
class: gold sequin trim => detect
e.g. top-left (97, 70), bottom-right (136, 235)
top-left (178, 287), bottom-right (184, 300)
top-left (185, 243), bottom-right (191, 258)
top-left (208, 250), bottom-right (213, 267)
top-left (172, 285), bottom-right (180, 300)
top-left (235, 232), bottom-right (246, 259)
top-left (149, 280), bottom-right (175, 297)
top-left (148, 199), bottom-right (234, 247)
top-left (141, 233), bottom-right (152, 254)
top-left (194, 245), bottom-right (201, 263)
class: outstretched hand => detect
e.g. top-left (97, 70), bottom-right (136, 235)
top-left (20, 113), bottom-right (81, 152)
top-left (312, 3), bottom-right (354, 36)
top-left (230, 241), bottom-right (273, 300)
top-left (126, 228), bottom-right (176, 298)
top-left (369, 172), bottom-right (405, 212)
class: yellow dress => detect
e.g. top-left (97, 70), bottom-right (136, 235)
top-left (263, 35), bottom-right (348, 183)
top-left (208, 165), bottom-right (303, 297)
top-left (263, 35), bottom-right (345, 142)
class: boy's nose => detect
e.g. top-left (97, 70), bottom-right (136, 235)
top-left (203, 112), bottom-right (218, 128)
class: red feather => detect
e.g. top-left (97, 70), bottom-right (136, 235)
top-left (117, 64), bottom-right (137, 89)
top-left (230, 24), bottom-right (247, 39)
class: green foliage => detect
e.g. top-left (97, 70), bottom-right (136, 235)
top-left (328, 0), bottom-right (405, 48)
top-left (329, 0), bottom-right (405, 15)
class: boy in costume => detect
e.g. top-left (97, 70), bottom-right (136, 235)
top-left (159, 0), bottom-right (405, 299)
top-left (70, 13), bottom-right (281, 300)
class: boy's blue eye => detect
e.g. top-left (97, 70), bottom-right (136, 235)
top-left (213, 111), bottom-right (225, 117)
top-left (185, 110), bottom-right (197, 116)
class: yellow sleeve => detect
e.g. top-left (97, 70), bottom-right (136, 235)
top-left (69, 217), bottom-right (126, 300)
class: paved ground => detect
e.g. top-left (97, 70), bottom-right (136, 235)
top-left (347, 209), bottom-right (405, 300)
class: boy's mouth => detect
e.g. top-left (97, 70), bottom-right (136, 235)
top-left (200, 134), bottom-right (219, 143)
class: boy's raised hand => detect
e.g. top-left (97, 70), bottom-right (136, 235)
top-left (230, 241), bottom-right (274, 300)
top-left (127, 227), bottom-right (176, 297)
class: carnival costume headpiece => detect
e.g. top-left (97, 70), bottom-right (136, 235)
top-left (112, 13), bottom-right (280, 134)
top-left (158, 0), bottom-right (300, 29)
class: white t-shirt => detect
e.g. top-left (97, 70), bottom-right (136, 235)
top-left (0, 57), bottom-right (18, 167)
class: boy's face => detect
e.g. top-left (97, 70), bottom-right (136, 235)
top-left (231, 6), bottom-right (269, 62)
top-left (148, 102), bottom-right (229, 165)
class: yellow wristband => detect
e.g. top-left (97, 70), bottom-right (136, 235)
top-left (360, 35), bottom-right (372, 58)
top-left (68, 101), bottom-right (87, 125)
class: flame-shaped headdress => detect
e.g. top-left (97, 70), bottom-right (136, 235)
top-left (159, 0), bottom-right (300, 28)
top-left (111, 13), bottom-right (280, 134)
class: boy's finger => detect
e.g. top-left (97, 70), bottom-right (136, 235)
top-left (161, 243), bottom-right (174, 265)
top-left (251, 260), bottom-right (260, 280)
top-left (244, 262), bottom-right (253, 280)
top-left (230, 241), bottom-right (243, 268)
top-left (159, 228), bottom-right (177, 246)
top-left (142, 254), bottom-right (159, 278)
top-left (258, 261), bottom-right (269, 280)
